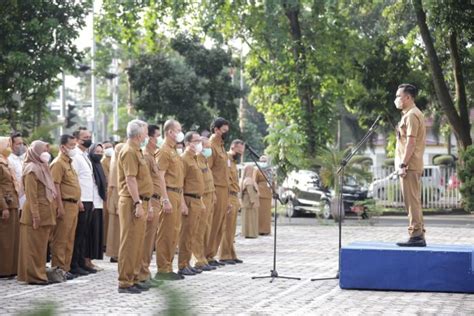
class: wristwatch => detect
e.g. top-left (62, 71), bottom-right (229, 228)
top-left (133, 200), bottom-right (142, 207)
top-left (399, 163), bottom-right (407, 169)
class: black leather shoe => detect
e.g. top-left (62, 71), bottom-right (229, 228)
top-left (70, 267), bottom-right (89, 276)
top-left (118, 286), bottom-right (141, 294)
top-left (81, 266), bottom-right (97, 274)
top-left (196, 264), bottom-right (215, 271)
top-left (233, 258), bottom-right (243, 264)
top-left (220, 259), bottom-right (236, 265)
top-left (154, 272), bottom-right (184, 281)
top-left (110, 257), bottom-right (118, 263)
top-left (208, 260), bottom-right (219, 267)
top-left (134, 282), bottom-right (150, 291)
top-left (65, 272), bottom-right (76, 280)
top-left (189, 266), bottom-right (202, 274)
top-left (396, 236), bottom-right (426, 247)
top-left (28, 281), bottom-right (50, 286)
top-left (178, 267), bottom-right (196, 276)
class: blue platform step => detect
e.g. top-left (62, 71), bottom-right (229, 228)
top-left (340, 242), bottom-right (474, 293)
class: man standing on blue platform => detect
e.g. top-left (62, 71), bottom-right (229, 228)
top-left (394, 84), bottom-right (427, 247)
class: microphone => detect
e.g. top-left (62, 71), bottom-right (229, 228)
top-left (245, 143), bottom-right (261, 159)
top-left (368, 114), bottom-right (383, 132)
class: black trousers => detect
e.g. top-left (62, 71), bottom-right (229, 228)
top-left (71, 202), bottom-right (93, 270)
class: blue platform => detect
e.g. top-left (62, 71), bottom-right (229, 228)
top-left (340, 242), bottom-right (474, 293)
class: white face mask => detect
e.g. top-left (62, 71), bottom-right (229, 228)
top-left (195, 142), bottom-right (203, 154)
top-left (104, 147), bottom-right (114, 157)
top-left (156, 136), bottom-right (164, 148)
top-left (40, 152), bottom-right (51, 163)
top-left (67, 148), bottom-right (76, 158)
top-left (176, 148), bottom-right (184, 155)
top-left (175, 131), bottom-right (185, 143)
top-left (394, 97), bottom-right (403, 109)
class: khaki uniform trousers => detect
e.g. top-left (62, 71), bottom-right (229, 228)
top-left (155, 191), bottom-right (182, 273)
top-left (118, 197), bottom-right (148, 288)
top-left (0, 208), bottom-right (19, 276)
top-left (400, 170), bottom-right (425, 237)
top-left (178, 196), bottom-right (204, 269)
top-left (206, 186), bottom-right (229, 261)
top-left (219, 194), bottom-right (240, 260)
top-left (138, 199), bottom-right (160, 282)
top-left (51, 202), bottom-right (79, 272)
top-left (193, 192), bottom-right (214, 267)
top-left (17, 224), bottom-right (52, 283)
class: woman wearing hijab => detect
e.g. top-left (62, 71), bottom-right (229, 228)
top-left (105, 143), bottom-right (124, 262)
top-left (0, 137), bottom-right (20, 277)
top-left (86, 143), bottom-right (107, 269)
top-left (255, 156), bottom-right (273, 235)
top-left (241, 165), bottom-right (260, 238)
top-left (17, 140), bottom-right (56, 285)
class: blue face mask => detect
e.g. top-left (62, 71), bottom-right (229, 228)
top-left (258, 162), bottom-right (268, 169)
top-left (140, 137), bottom-right (149, 149)
top-left (156, 136), bottom-right (164, 148)
top-left (202, 148), bottom-right (212, 158)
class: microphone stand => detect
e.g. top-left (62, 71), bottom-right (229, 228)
top-left (248, 150), bottom-right (301, 283)
top-left (311, 115), bottom-right (382, 282)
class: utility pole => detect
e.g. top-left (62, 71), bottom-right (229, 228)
top-left (59, 71), bottom-right (66, 135)
top-left (239, 43), bottom-right (245, 134)
top-left (112, 58), bottom-right (120, 142)
top-left (91, 0), bottom-right (97, 141)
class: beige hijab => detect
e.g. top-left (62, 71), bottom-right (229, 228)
top-left (109, 143), bottom-right (124, 188)
top-left (22, 140), bottom-right (56, 202)
top-left (241, 165), bottom-right (257, 191)
top-left (0, 136), bottom-right (20, 194)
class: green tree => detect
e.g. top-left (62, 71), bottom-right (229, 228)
top-left (0, 0), bottom-right (91, 133)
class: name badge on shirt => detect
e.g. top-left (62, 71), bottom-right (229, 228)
top-left (227, 159), bottom-right (231, 167)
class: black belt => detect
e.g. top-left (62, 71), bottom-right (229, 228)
top-left (139, 195), bottom-right (151, 201)
top-left (229, 191), bottom-right (238, 197)
top-left (152, 194), bottom-right (160, 200)
top-left (184, 193), bottom-right (201, 199)
top-left (166, 187), bottom-right (183, 194)
top-left (62, 198), bottom-right (78, 204)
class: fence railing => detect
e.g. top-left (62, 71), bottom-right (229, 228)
top-left (369, 166), bottom-right (462, 209)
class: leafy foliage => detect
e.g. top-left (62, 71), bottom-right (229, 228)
top-left (458, 146), bottom-right (474, 212)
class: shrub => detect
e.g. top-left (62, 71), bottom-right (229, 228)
top-left (458, 145), bottom-right (474, 212)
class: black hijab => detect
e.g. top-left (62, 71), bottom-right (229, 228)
top-left (89, 143), bottom-right (107, 201)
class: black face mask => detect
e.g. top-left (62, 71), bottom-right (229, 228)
top-left (221, 131), bottom-right (228, 140)
top-left (90, 154), bottom-right (103, 163)
top-left (233, 153), bottom-right (241, 161)
top-left (82, 139), bottom-right (92, 148)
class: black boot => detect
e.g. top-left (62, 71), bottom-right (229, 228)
top-left (396, 236), bottom-right (426, 247)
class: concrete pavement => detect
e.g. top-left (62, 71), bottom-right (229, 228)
top-left (1, 218), bottom-right (473, 315)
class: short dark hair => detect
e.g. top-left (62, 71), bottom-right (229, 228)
top-left (73, 126), bottom-right (88, 139)
top-left (398, 83), bottom-right (418, 99)
top-left (148, 124), bottom-right (160, 137)
top-left (231, 139), bottom-right (244, 147)
top-left (60, 134), bottom-right (75, 146)
top-left (184, 131), bottom-right (199, 144)
top-left (102, 140), bottom-right (112, 145)
top-left (10, 131), bottom-right (22, 143)
top-left (210, 117), bottom-right (229, 133)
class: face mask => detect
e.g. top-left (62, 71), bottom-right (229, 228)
top-left (233, 153), bottom-right (241, 161)
top-left (82, 139), bottom-right (92, 148)
top-left (140, 137), bottom-right (149, 149)
top-left (394, 97), bottom-right (403, 109)
top-left (176, 148), bottom-right (184, 155)
top-left (258, 162), bottom-right (268, 169)
top-left (2, 147), bottom-right (12, 158)
top-left (156, 136), bottom-right (164, 148)
top-left (14, 144), bottom-right (26, 156)
top-left (202, 148), bottom-right (212, 158)
top-left (90, 154), bottom-right (103, 163)
top-left (40, 152), bottom-right (51, 163)
top-left (175, 131), bottom-right (185, 143)
top-left (195, 142), bottom-right (203, 154)
top-left (104, 147), bottom-right (114, 157)
top-left (65, 147), bottom-right (76, 158)
top-left (221, 131), bottom-right (228, 140)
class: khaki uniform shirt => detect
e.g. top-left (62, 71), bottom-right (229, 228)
top-left (144, 147), bottom-right (162, 196)
top-left (395, 105), bottom-right (426, 172)
top-left (21, 172), bottom-right (56, 226)
top-left (197, 154), bottom-right (215, 194)
top-left (156, 138), bottom-right (184, 189)
top-left (182, 150), bottom-right (205, 197)
top-left (118, 141), bottom-right (153, 198)
top-left (227, 153), bottom-right (240, 194)
top-left (50, 153), bottom-right (81, 201)
top-left (0, 160), bottom-right (19, 209)
top-left (208, 134), bottom-right (229, 188)
top-left (101, 156), bottom-right (111, 181)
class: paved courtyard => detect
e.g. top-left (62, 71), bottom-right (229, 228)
top-left (1, 216), bottom-right (473, 315)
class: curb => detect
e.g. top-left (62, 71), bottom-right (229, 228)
top-left (380, 208), bottom-right (471, 216)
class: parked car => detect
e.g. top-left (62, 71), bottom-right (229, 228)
top-left (368, 165), bottom-right (444, 201)
top-left (281, 170), bottom-right (368, 219)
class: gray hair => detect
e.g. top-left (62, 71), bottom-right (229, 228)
top-left (126, 119), bottom-right (148, 138)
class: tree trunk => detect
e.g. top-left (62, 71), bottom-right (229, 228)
top-left (413, 0), bottom-right (472, 150)
top-left (282, 0), bottom-right (316, 155)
